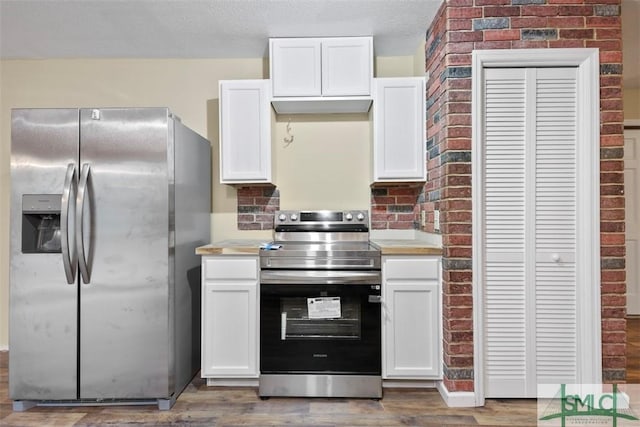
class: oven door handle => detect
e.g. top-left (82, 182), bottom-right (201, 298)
top-left (260, 270), bottom-right (381, 285)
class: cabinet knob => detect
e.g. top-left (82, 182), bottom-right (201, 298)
top-left (551, 253), bottom-right (560, 262)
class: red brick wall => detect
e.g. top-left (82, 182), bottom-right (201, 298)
top-left (371, 186), bottom-right (423, 229)
top-left (236, 186), bottom-right (280, 230)
top-left (424, 0), bottom-right (625, 392)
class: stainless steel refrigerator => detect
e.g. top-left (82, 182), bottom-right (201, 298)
top-left (9, 108), bottom-right (211, 410)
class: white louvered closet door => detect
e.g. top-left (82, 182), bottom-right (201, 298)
top-left (483, 67), bottom-right (578, 398)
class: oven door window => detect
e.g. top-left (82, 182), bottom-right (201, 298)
top-left (260, 283), bottom-right (381, 375)
top-left (281, 297), bottom-right (361, 340)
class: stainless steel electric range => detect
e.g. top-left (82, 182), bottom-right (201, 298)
top-left (259, 210), bottom-right (382, 398)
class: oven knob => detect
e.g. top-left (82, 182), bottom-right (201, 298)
top-left (278, 213), bottom-right (287, 222)
top-left (290, 213), bottom-right (298, 221)
top-left (345, 213), bottom-right (353, 221)
top-left (356, 212), bottom-right (365, 221)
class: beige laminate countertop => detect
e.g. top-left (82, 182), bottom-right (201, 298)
top-left (371, 239), bottom-right (443, 256)
top-left (196, 240), bottom-right (264, 255)
top-left (197, 239), bottom-right (443, 256)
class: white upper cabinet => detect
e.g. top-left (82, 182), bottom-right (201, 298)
top-left (219, 79), bottom-right (272, 184)
top-left (321, 38), bottom-right (372, 96)
top-left (270, 38), bottom-right (322, 97)
top-left (270, 37), bottom-right (373, 113)
top-left (372, 77), bottom-right (427, 183)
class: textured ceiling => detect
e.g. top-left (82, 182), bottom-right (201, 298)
top-left (0, 0), bottom-right (638, 87)
top-left (0, 0), bottom-right (442, 58)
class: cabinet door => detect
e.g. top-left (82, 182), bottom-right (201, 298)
top-left (202, 282), bottom-right (258, 377)
top-left (201, 256), bottom-right (259, 378)
top-left (219, 80), bottom-right (271, 184)
top-left (384, 282), bottom-right (440, 378)
top-left (382, 256), bottom-right (441, 379)
top-left (270, 38), bottom-right (322, 97)
top-left (372, 77), bottom-right (426, 182)
top-left (321, 37), bottom-right (372, 96)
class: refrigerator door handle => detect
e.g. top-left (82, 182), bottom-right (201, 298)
top-left (61, 163), bottom-right (77, 284)
top-left (76, 163), bottom-right (92, 284)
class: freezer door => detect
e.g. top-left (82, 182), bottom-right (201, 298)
top-left (9, 108), bottom-right (80, 400)
top-left (78, 108), bottom-right (173, 399)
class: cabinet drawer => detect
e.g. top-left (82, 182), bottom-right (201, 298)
top-left (204, 257), bottom-right (258, 280)
top-left (384, 257), bottom-right (440, 280)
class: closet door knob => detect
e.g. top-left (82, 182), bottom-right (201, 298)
top-left (551, 253), bottom-right (560, 262)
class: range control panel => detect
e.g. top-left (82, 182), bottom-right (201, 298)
top-left (274, 210), bottom-right (368, 225)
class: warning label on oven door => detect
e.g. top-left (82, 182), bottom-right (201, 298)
top-left (307, 297), bottom-right (341, 319)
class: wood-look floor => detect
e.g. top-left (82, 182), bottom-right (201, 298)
top-left (628, 316), bottom-right (640, 383)
top-left (1, 319), bottom-right (638, 426)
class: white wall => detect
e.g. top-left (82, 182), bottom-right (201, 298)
top-left (0, 52), bottom-right (421, 348)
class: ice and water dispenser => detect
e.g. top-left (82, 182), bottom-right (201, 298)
top-left (22, 194), bottom-right (63, 253)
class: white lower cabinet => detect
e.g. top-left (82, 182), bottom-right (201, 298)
top-left (200, 253), bottom-right (441, 383)
top-left (201, 256), bottom-right (259, 378)
top-left (382, 256), bottom-right (442, 379)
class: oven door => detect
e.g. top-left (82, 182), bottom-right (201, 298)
top-left (260, 270), bottom-right (381, 375)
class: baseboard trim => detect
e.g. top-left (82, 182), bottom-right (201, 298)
top-left (205, 378), bottom-right (258, 387)
top-left (436, 381), bottom-right (480, 407)
top-left (383, 379), bottom-right (437, 388)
